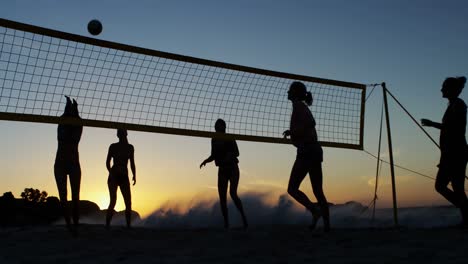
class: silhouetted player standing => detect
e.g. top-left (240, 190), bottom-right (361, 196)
top-left (54, 96), bottom-right (83, 234)
top-left (422, 76), bottom-right (468, 227)
top-left (283, 81), bottom-right (330, 231)
top-left (200, 119), bottom-right (248, 229)
top-left (106, 129), bottom-right (136, 229)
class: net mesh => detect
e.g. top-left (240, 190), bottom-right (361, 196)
top-left (0, 19), bottom-right (365, 148)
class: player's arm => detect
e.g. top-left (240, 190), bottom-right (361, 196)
top-left (200, 155), bottom-right (215, 168)
top-left (289, 106), bottom-right (307, 147)
top-left (421, 119), bottom-right (442, 129)
top-left (233, 140), bottom-right (239, 158)
top-left (106, 145), bottom-right (113, 172)
top-left (290, 106), bottom-right (306, 137)
top-left (130, 145), bottom-right (136, 186)
top-left (200, 140), bottom-right (215, 168)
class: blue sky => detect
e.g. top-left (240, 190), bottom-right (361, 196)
top-left (1, 0), bottom-right (467, 215)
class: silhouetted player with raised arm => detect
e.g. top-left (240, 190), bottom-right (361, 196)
top-left (106, 129), bottom-right (136, 229)
top-left (283, 81), bottom-right (330, 231)
top-left (422, 76), bottom-right (468, 227)
top-left (54, 96), bottom-right (83, 234)
top-left (200, 119), bottom-right (248, 229)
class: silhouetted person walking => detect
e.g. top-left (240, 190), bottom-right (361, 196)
top-left (200, 119), bottom-right (248, 229)
top-left (283, 81), bottom-right (330, 231)
top-left (54, 96), bottom-right (82, 234)
top-left (106, 129), bottom-right (136, 229)
top-left (422, 76), bottom-right (468, 227)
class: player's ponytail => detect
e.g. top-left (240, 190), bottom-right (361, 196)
top-left (457, 76), bottom-right (466, 90)
top-left (304, 91), bottom-right (313, 106)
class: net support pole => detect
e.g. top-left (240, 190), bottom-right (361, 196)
top-left (382, 82), bottom-right (399, 227)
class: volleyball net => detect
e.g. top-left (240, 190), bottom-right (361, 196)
top-left (0, 18), bottom-right (366, 149)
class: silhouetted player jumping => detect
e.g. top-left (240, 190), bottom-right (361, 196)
top-left (54, 96), bottom-right (83, 234)
top-left (200, 119), bottom-right (248, 229)
top-left (422, 76), bottom-right (468, 227)
top-left (106, 129), bottom-right (136, 229)
top-left (283, 81), bottom-right (330, 231)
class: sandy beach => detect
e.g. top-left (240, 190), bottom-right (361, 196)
top-left (1, 225), bottom-right (467, 263)
top-left (2, 197), bottom-right (467, 263)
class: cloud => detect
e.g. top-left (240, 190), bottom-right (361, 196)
top-left (366, 174), bottom-right (416, 188)
top-left (379, 147), bottom-right (401, 159)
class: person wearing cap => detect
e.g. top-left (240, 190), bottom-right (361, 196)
top-left (105, 128), bottom-right (136, 229)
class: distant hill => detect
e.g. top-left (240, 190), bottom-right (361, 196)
top-left (0, 193), bottom-right (140, 226)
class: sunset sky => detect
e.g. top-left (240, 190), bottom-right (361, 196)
top-left (1, 0), bottom-right (468, 217)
